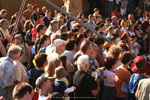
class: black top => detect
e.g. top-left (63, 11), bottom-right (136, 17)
top-left (73, 70), bottom-right (97, 100)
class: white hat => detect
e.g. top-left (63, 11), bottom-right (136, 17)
top-left (53, 39), bottom-right (66, 47)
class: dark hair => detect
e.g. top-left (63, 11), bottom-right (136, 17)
top-left (13, 82), bottom-right (33, 99)
top-left (34, 53), bottom-right (47, 68)
top-left (75, 33), bottom-right (84, 46)
top-left (61, 33), bottom-right (68, 41)
top-left (66, 39), bottom-right (76, 50)
top-left (36, 24), bottom-right (45, 33)
top-left (121, 52), bottom-right (132, 64)
top-left (80, 40), bottom-right (91, 54)
top-left (59, 55), bottom-right (67, 69)
top-left (77, 13), bottom-right (84, 19)
top-left (37, 35), bottom-right (50, 52)
top-left (94, 37), bottom-right (104, 46)
top-left (104, 57), bottom-right (116, 70)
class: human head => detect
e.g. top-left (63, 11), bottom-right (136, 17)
top-left (54, 66), bottom-right (68, 79)
top-left (34, 53), bottom-right (48, 68)
top-left (50, 33), bottom-right (61, 43)
top-left (13, 82), bottom-right (33, 100)
top-left (77, 55), bottom-right (90, 71)
top-left (0, 9), bottom-right (7, 18)
top-left (42, 6), bottom-right (47, 13)
top-left (27, 4), bottom-right (32, 11)
top-left (36, 24), bottom-right (46, 35)
top-left (108, 45), bottom-right (122, 60)
top-left (7, 45), bottom-right (22, 60)
top-left (53, 39), bottom-right (66, 54)
top-left (121, 52), bottom-right (132, 65)
top-left (36, 76), bottom-right (55, 90)
top-left (0, 19), bottom-right (8, 29)
top-left (88, 14), bottom-right (94, 23)
top-left (104, 57), bottom-right (116, 70)
top-left (45, 58), bottom-right (62, 77)
top-left (14, 34), bottom-right (24, 44)
top-left (80, 40), bottom-right (92, 55)
top-left (66, 39), bottom-right (76, 51)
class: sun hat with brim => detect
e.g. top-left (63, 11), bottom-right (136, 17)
top-left (131, 56), bottom-right (148, 74)
top-left (36, 76), bottom-right (55, 88)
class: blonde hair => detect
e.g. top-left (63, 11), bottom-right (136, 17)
top-left (108, 45), bottom-right (122, 60)
top-left (45, 58), bottom-right (62, 77)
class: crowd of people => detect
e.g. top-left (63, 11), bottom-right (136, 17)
top-left (0, 1), bottom-right (150, 100)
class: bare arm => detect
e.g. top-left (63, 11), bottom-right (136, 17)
top-left (0, 40), bottom-right (6, 57)
top-left (91, 85), bottom-right (100, 96)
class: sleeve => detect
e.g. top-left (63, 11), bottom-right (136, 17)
top-left (13, 62), bottom-right (22, 81)
top-left (87, 75), bottom-right (97, 90)
top-left (3, 63), bottom-right (14, 87)
top-left (24, 69), bottom-right (32, 79)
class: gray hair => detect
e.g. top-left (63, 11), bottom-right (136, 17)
top-left (77, 55), bottom-right (89, 70)
top-left (7, 45), bottom-right (22, 59)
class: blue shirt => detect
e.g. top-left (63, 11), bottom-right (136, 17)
top-left (0, 56), bottom-right (14, 88)
top-left (88, 57), bottom-right (99, 74)
top-left (127, 73), bottom-right (147, 100)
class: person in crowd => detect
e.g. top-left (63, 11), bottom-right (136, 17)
top-left (64, 39), bottom-right (76, 64)
top-left (34, 24), bottom-right (46, 54)
top-left (47, 39), bottom-right (66, 61)
top-left (115, 52), bottom-right (132, 100)
top-left (0, 9), bottom-right (7, 19)
top-left (45, 57), bottom-right (62, 77)
top-left (25, 53), bottom-right (48, 88)
top-left (23, 4), bottom-right (33, 20)
top-left (73, 55), bottom-right (100, 100)
top-left (94, 37), bottom-right (105, 67)
top-left (102, 57), bottom-right (117, 100)
top-left (135, 78), bottom-right (150, 100)
top-left (0, 19), bottom-right (9, 47)
top-left (108, 45), bottom-right (122, 72)
top-left (13, 46), bottom-right (27, 82)
top-left (31, 5), bottom-right (40, 24)
top-left (43, 10), bottom-right (53, 27)
top-left (53, 66), bottom-right (76, 96)
top-left (14, 34), bottom-right (31, 67)
top-left (40, 6), bottom-right (47, 17)
top-left (87, 14), bottom-right (95, 29)
top-left (38, 35), bottom-right (50, 53)
top-left (45, 20), bottom-right (59, 35)
top-left (45, 33), bottom-right (61, 56)
top-left (13, 82), bottom-right (33, 100)
top-left (36, 76), bottom-right (55, 100)
top-left (0, 45), bottom-right (22, 100)
top-left (108, 0), bottom-right (114, 17)
top-left (127, 56), bottom-right (149, 100)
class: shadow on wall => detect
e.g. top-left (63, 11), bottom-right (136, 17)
top-left (0, 0), bottom-right (63, 20)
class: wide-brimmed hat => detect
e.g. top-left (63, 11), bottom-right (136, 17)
top-left (131, 56), bottom-right (148, 74)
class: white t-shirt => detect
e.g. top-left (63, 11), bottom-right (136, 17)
top-left (104, 69), bottom-right (116, 87)
top-left (38, 94), bottom-right (47, 100)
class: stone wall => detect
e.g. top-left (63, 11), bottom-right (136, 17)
top-left (0, 0), bottom-right (63, 20)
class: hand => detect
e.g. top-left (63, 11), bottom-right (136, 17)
top-left (0, 96), bottom-right (5, 100)
top-left (71, 86), bottom-right (76, 90)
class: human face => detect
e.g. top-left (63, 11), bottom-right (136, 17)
top-left (44, 79), bottom-right (52, 91)
top-left (15, 37), bottom-right (22, 44)
top-left (58, 43), bottom-right (66, 54)
top-left (44, 38), bottom-right (50, 46)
